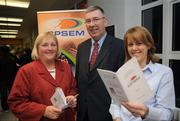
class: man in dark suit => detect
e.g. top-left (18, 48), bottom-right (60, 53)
top-left (75, 6), bottom-right (125, 121)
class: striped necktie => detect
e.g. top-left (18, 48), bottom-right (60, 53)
top-left (89, 42), bottom-right (99, 70)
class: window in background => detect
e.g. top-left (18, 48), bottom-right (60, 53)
top-left (106, 25), bottom-right (115, 37)
top-left (142, 5), bottom-right (163, 53)
top-left (157, 59), bottom-right (162, 64)
top-left (169, 60), bottom-right (180, 107)
top-left (141, 0), bottom-right (180, 108)
top-left (142, 0), bottom-right (158, 5)
top-left (172, 2), bottom-right (180, 51)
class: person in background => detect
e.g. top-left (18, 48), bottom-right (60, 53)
top-left (14, 47), bottom-right (24, 66)
top-left (8, 31), bottom-right (77, 121)
top-left (109, 26), bottom-right (175, 121)
top-left (19, 48), bottom-right (32, 66)
top-left (75, 6), bottom-right (125, 121)
top-left (0, 45), bottom-right (18, 112)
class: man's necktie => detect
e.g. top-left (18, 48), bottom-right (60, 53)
top-left (89, 42), bottom-right (99, 70)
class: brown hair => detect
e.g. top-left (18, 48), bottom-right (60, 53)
top-left (124, 26), bottom-right (159, 63)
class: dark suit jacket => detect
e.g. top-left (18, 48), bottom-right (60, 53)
top-left (75, 35), bottom-right (125, 121)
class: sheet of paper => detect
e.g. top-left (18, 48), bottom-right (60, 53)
top-left (97, 57), bottom-right (154, 104)
top-left (97, 69), bottom-right (128, 103)
top-left (50, 87), bottom-right (68, 109)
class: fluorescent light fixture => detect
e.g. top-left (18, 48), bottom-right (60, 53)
top-left (0, 35), bottom-right (16, 38)
top-left (0, 29), bottom-right (18, 32)
top-left (0, 23), bottom-right (21, 26)
top-left (0, 0), bottom-right (30, 8)
top-left (0, 31), bottom-right (18, 34)
top-left (0, 17), bottom-right (23, 22)
top-left (0, 0), bottom-right (5, 5)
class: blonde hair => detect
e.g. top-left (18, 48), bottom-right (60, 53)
top-left (124, 26), bottom-right (159, 63)
top-left (31, 31), bottom-right (60, 60)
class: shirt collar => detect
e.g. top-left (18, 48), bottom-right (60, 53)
top-left (142, 61), bottom-right (154, 73)
top-left (91, 32), bottom-right (107, 48)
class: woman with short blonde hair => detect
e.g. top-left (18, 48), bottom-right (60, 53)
top-left (8, 31), bottom-right (77, 121)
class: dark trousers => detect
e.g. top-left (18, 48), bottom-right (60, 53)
top-left (78, 109), bottom-right (89, 121)
top-left (0, 84), bottom-right (9, 110)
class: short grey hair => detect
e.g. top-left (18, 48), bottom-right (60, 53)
top-left (85, 5), bottom-right (104, 14)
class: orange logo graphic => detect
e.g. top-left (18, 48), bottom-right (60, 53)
top-left (58, 19), bottom-right (83, 29)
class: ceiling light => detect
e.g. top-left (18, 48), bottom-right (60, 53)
top-left (0, 17), bottom-right (23, 22)
top-left (0, 31), bottom-right (18, 34)
top-left (0, 23), bottom-right (21, 26)
top-left (0, 35), bottom-right (16, 38)
top-left (0, 29), bottom-right (18, 32)
top-left (0, 0), bottom-right (30, 8)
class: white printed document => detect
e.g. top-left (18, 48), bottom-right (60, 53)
top-left (97, 57), bottom-right (153, 104)
top-left (50, 87), bottom-right (68, 109)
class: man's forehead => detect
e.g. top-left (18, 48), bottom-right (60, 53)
top-left (85, 10), bottom-right (103, 18)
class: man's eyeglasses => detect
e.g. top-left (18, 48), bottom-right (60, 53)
top-left (85, 17), bottom-right (105, 24)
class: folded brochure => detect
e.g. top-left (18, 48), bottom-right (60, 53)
top-left (50, 87), bottom-right (68, 109)
top-left (97, 57), bottom-right (153, 104)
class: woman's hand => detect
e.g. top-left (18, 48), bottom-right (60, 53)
top-left (121, 101), bottom-right (149, 118)
top-left (66, 95), bottom-right (77, 108)
top-left (44, 106), bottom-right (62, 119)
top-left (114, 117), bottom-right (121, 121)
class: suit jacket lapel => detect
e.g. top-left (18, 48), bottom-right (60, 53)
top-left (83, 40), bottom-right (92, 72)
top-left (90, 35), bottom-right (111, 71)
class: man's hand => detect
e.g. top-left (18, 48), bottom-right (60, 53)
top-left (114, 117), bottom-right (121, 121)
